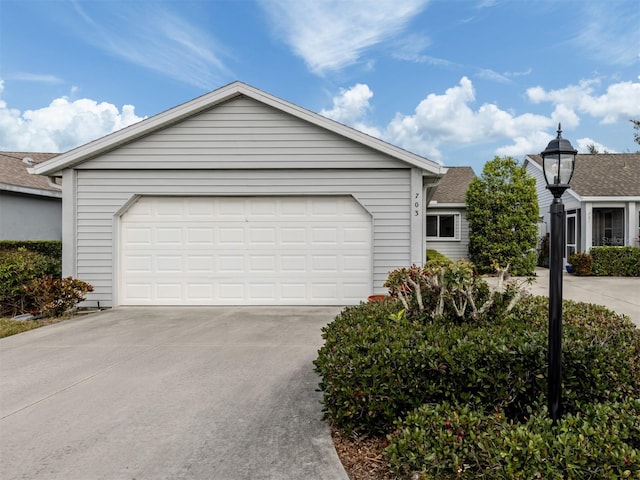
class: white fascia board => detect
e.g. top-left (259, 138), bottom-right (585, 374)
top-left (250, 86), bottom-right (445, 174)
top-left (34, 81), bottom-right (445, 176)
top-left (0, 182), bottom-right (62, 198)
top-left (581, 196), bottom-right (640, 202)
top-left (34, 83), bottom-right (247, 175)
top-left (428, 202), bottom-right (465, 208)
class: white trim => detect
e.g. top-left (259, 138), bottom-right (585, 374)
top-left (428, 202), bottom-right (465, 208)
top-left (580, 196), bottom-right (640, 202)
top-left (34, 81), bottom-right (445, 177)
top-left (411, 168), bottom-right (424, 264)
top-left (61, 170), bottom-right (77, 278)
top-left (426, 211), bottom-right (461, 241)
top-left (0, 182), bottom-right (62, 198)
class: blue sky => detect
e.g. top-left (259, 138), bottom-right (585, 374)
top-left (1, 0), bottom-right (638, 174)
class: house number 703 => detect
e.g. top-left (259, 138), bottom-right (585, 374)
top-left (414, 193), bottom-right (420, 216)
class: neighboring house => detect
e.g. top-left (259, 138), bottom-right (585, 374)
top-left (426, 166), bottom-right (475, 260)
top-left (34, 81), bottom-right (447, 307)
top-left (524, 153), bottom-right (640, 261)
top-left (0, 151), bottom-right (61, 241)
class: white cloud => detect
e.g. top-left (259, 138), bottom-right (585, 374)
top-left (391, 34), bottom-right (432, 63)
top-left (320, 84), bottom-right (381, 136)
top-left (69, 2), bottom-right (231, 90)
top-left (9, 73), bottom-right (64, 84)
top-left (259, 0), bottom-right (429, 74)
top-left (571, 3), bottom-right (640, 67)
top-left (320, 84), bottom-right (373, 124)
top-left (382, 77), bottom-right (552, 160)
top-left (527, 79), bottom-right (640, 124)
top-left (576, 138), bottom-right (617, 154)
top-left (0, 80), bottom-right (144, 152)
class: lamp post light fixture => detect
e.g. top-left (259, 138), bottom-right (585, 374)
top-left (540, 123), bottom-right (577, 422)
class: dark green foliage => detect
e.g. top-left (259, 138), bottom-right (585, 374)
top-left (0, 240), bottom-right (62, 259)
top-left (632, 119), bottom-right (640, 146)
top-left (317, 260), bottom-right (640, 477)
top-left (0, 248), bottom-right (57, 316)
top-left (568, 252), bottom-right (594, 276)
top-left (0, 241), bottom-right (61, 278)
top-left (465, 156), bottom-right (539, 276)
top-left (591, 246), bottom-right (640, 276)
top-left (537, 233), bottom-right (550, 267)
top-left (315, 294), bottom-right (640, 436)
top-left (22, 276), bottom-right (93, 317)
top-left (387, 399), bottom-right (640, 479)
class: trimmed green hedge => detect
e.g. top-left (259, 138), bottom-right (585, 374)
top-left (591, 246), bottom-right (640, 276)
top-left (315, 296), bottom-right (640, 435)
top-left (317, 262), bottom-right (640, 477)
top-left (387, 399), bottom-right (640, 479)
top-left (0, 240), bottom-right (61, 259)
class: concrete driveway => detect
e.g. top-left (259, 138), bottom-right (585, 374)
top-left (0, 307), bottom-right (350, 480)
top-left (523, 268), bottom-right (640, 328)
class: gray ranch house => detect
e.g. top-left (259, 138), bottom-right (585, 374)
top-left (524, 153), bottom-right (640, 262)
top-left (0, 152), bottom-right (61, 240)
top-left (34, 81), bottom-right (447, 307)
top-left (426, 166), bottom-right (475, 261)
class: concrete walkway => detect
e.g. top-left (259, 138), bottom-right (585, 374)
top-left (0, 307), bottom-right (350, 480)
top-left (517, 268), bottom-right (640, 327)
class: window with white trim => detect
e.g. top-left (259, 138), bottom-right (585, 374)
top-left (426, 213), bottom-right (460, 240)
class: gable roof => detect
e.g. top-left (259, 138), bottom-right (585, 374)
top-left (429, 166), bottom-right (475, 205)
top-left (34, 81), bottom-right (445, 177)
top-left (0, 152), bottom-right (61, 198)
top-left (526, 153), bottom-right (640, 198)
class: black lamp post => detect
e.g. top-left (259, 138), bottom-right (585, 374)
top-left (540, 123), bottom-right (577, 422)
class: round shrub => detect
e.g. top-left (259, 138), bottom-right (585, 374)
top-left (315, 295), bottom-right (640, 435)
top-left (568, 252), bottom-right (594, 276)
top-left (0, 248), bottom-right (57, 316)
top-left (387, 399), bottom-right (640, 479)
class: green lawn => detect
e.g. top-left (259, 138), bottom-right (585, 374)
top-left (0, 317), bottom-right (65, 338)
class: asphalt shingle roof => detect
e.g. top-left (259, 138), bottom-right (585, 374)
top-left (0, 152), bottom-right (60, 193)
top-left (528, 153), bottom-right (640, 197)
top-left (430, 166), bottom-right (476, 204)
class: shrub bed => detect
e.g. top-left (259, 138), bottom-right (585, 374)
top-left (591, 246), bottom-right (640, 276)
top-left (316, 261), bottom-right (640, 477)
top-left (315, 296), bottom-right (640, 435)
top-left (0, 240), bottom-right (62, 259)
top-left (0, 248), bottom-right (56, 316)
top-left (568, 252), bottom-right (593, 276)
top-left (387, 399), bottom-right (640, 479)
top-left (1, 247), bottom-right (90, 318)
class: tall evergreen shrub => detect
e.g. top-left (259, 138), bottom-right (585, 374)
top-left (465, 156), bottom-right (539, 275)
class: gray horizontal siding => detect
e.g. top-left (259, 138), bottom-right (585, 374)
top-left (80, 96), bottom-right (406, 170)
top-left (426, 209), bottom-right (470, 260)
top-left (75, 169), bottom-right (412, 306)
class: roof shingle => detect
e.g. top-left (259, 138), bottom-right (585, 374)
top-left (430, 166), bottom-right (476, 204)
top-left (528, 153), bottom-right (640, 197)
top-left (0, 151), bottom-right (60, 193)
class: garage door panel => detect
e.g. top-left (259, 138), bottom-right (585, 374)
top-left (120, 196), bottom-right (372, 305)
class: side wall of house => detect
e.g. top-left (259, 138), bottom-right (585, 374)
top-left (425, 207), bottom-right (469, 260)
top-left (0, 191), bottom-right (62, 240)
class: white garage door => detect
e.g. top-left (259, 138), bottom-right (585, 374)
top-left (119, 196), bottom-right (372, 305)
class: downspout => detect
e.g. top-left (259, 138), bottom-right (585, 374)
top-left (423, 167), bottom-right (447, 264)
top-left (47, 176), bottom-right (62, 190)
top-left (26, 167), bottom-right (62, 191)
